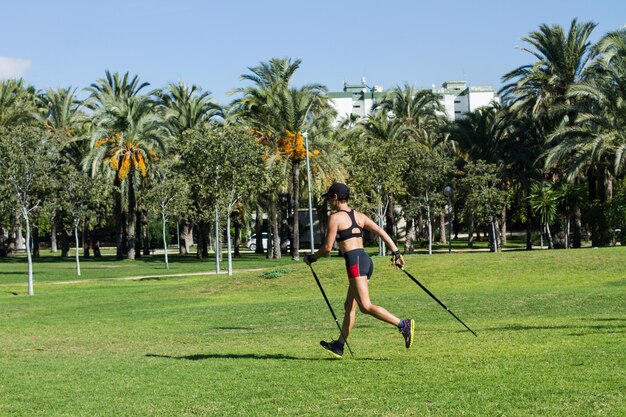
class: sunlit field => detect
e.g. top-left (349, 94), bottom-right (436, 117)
top-left (1, 248), bottom-right (624, 416)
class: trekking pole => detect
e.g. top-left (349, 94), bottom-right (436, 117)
top-left (398, 266), bottom-right (477, 337)
top-left (308, 265), bottom-right (355, 357)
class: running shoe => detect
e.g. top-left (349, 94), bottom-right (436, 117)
top-left (399, 319), bottom-right (414, 349)
top-left (320, 340), bottom-right (344, 358)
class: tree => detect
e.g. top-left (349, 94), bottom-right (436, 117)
top-left (0, 79), bottom-right (37, 128)
top-left (37, 86), bottom-right (87, 254)
top-left (401, 145), bottom-right (454, 254)
top-left (157, 82), bottom-right (223, 255)
top-left (208, 124), bottom-right (263, 275)
top-left (0, 125), bottom-right (58, 295)
top-left (501, 19), bottom-right (597, 248)
top-left (529, 182), bottom-right (559, 249)
top-left (349, 113), bottom-right (407, 255)
top-left (456, 161), bottom-right (508, 251)
top-left (145, 158), bottom-right (190, 269)
top-left (232, 57), bottom-right (335, 260)
top-left (85, 72), bottom-right (167, 260)
top-left (55, 162), bottom-right (95, 275)
top-left (545, 28), bottom-right (626, 234)
top-left (375, 83), bottom-right (446, 147)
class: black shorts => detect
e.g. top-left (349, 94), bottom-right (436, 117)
top-left (343, 248), bottom-right (374, 280)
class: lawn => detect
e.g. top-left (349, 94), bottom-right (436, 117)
top-left (0, 248), bottom-right (624, 416)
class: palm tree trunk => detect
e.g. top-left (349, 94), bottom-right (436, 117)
top-left (234, 217), bottom-right (241, 258)
top-left (82, 218), bottom-right (90, 258)
top-left (134, 208), bottom-right (142, 258)
top-left (525, 202), bottom-right (533, 250)
top-left (127, 178), bottom-right (136, 260)
top-left (142, 206), bottom-right (150, 256)
top-left (179, 219), bottom-right (192, 254)
top-left (439, 209), bottom-right (447, 244)
top-left (573, 207), bottom-right (582, 248)
top-left (467, 211), bottom-right (475, 248)
top-left (404, 218), bottom-right (415, 254)
top-left (114, 177), bottom-right (124, 260)
top-left (291, 160), bottom-right (300, 260)
top-left (32, 225), bottom-right (40, 258)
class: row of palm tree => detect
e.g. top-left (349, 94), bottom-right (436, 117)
top-left (2, 19), bottom-right (625, 266)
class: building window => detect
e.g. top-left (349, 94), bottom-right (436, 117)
top-left (454, 111), bottom-right (462, 114)
top-left (454, 100), bottom-right (461, 104)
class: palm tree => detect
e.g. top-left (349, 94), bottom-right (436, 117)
top-left (375, 83), bottom-right (446, 146)
top-left (36, 87), bottom-right (88, 254)
top-left (232, 57), bottom-right (335, 260)
top-left (544, 28), bottom-right (626, 245)
top-left (85, 71), bottom-right (166, 259)
top-left (529, 182), bottom-right (559, 249)
top-left (0, 79), bottom-right (37, 127)
top-left (157, 82), bottom-right (222, 255)
top-left (501, 19), bottom-right (597, 248)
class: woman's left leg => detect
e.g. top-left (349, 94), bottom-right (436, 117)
top-left (351, 276), bottom-right (401, 326)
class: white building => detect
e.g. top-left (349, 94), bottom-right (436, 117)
top-left (328, 80), bottom-right (498, 123)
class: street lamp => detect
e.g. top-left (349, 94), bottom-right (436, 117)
top-left (304, 132), bottom-right (315, 254)
top-left (443, 186), bottom-right (452, 254)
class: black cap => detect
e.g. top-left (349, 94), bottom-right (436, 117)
top-left (322, 182), bottom-right (350, 200)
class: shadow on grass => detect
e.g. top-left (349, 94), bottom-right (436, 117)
top-left (145, 353), bottom-right (388, 361)
top-left (486, 322), bottom-right (626, 335)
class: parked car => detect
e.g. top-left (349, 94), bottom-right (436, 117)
top-left (246, 233), bottom-right (290, 252)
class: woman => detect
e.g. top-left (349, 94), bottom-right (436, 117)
top-left (304, 182), bottom-right (414, 358)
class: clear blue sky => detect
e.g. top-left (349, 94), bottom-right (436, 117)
top-left (2, 0), bottom-right (624, 105)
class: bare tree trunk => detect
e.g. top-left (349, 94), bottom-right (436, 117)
top-left (546, 223), bottom-right (554, 249)
top-left (500, 206), bottom-right (507, 246)
top-left (162, 213), bottom-right (169, 270)
top-left (74, 218), bottom-right (81, 276)
top-left (50, 214), bottom-right (58, 252)
top-left (22, 209), bottom-right (34, 296)
top-left (215, 207), bottom-right (220, 273)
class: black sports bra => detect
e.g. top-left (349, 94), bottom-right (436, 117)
top-left (336, 210), bottom-right (364, 242)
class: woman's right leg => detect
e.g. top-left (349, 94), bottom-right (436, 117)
top-left (338, 283), bottom-right (358, 345)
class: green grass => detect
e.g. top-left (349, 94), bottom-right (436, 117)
top-left (1, 248), bottom-right (625, 416)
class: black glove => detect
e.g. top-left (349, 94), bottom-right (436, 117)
top-left (305, 254), bottom-right (317, 264)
